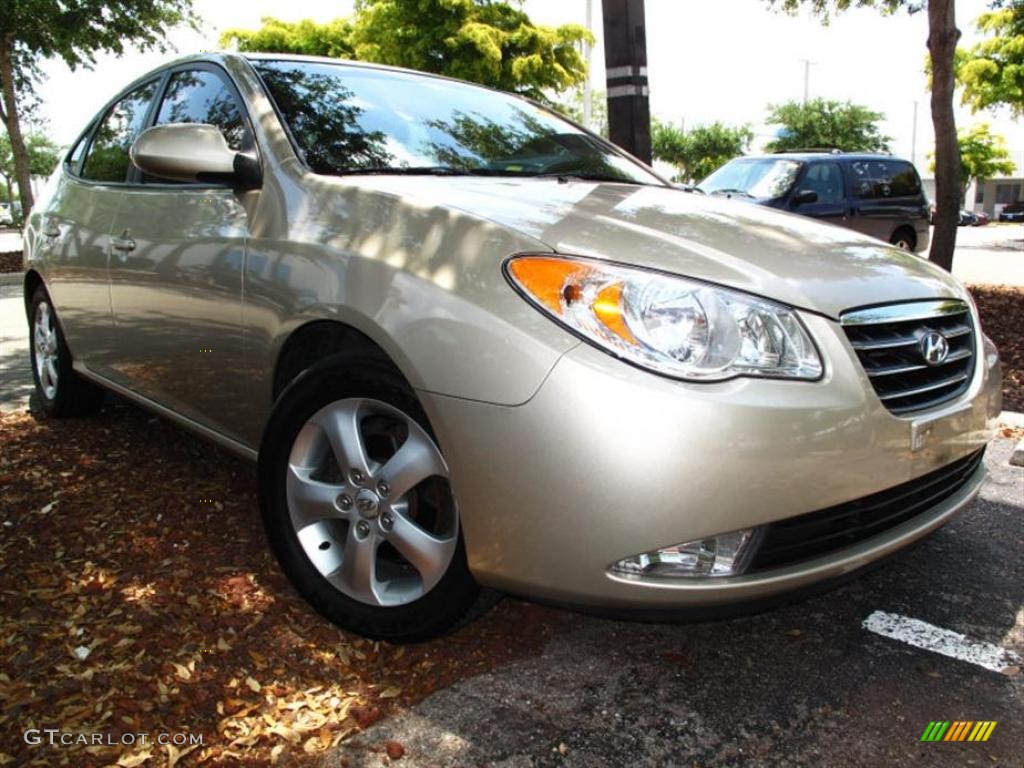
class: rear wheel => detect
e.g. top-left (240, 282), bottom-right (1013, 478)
top-left (258, 356), bottom-right (478, 641)
top-left (890, 227), bottom-right (916, 252)
top-left (28, 285), bottom-right (105, 417)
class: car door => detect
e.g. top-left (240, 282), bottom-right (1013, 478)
top-left (789, 160), bottom-right (848, 228)
top-left (106, 64), bottom-right (257, 443)
top-left (40, 79), bottom-right (161, 376)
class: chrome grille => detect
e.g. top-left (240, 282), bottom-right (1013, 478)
top-left (841, 300), bottom-right (976, 415)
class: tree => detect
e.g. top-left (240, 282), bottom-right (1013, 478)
top-left (766, 0), bottom-right (962, 272)
top-left (930, 123), bottom-right (1016, 203)
top-left (0, 1), bottom-right (196, 220)
top-left (764, 99), bottom-right (890, 152)
top-left (651, 120), bottom-right (753, 183)
top-left (222, 1), bottom-right (592, 102)
top-left (0, 131), bottom-right (61, 221)
top-left (955, 1), bottom-right (1024, 116)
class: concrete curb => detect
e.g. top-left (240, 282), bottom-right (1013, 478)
top-left (1012, 442), bottom-right (1024, 468)
top-left (0, 271), bottom-right (23, 287)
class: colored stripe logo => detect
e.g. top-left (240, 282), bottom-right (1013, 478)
top-left (920, 721), bottom-right (997, 742)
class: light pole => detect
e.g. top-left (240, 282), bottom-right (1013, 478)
top-left (603, 0), bottom-right (651, 163)
top-left (583, 0), bottom-right (593, 128)
top-left (800, 58), bottom-right (816, 103)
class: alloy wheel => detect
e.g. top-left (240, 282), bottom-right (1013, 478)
top-left (285, 397), bottom-right (458, 607)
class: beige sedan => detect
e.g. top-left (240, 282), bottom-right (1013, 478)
top-left (23, 53), bottom-right (1001, 640)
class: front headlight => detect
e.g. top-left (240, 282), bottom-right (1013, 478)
top-left (506, 255), bottom-right (823, 382)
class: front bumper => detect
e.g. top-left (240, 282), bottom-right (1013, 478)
top-left (420, 311), bottom-right (1001, 610)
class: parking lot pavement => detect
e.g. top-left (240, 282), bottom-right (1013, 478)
top-left (337, 439), bottom-right (1023, 768)
top-left (951, 224), bottom-right (1024, 287)
top-left (0, 283), bottom-right (33, 413)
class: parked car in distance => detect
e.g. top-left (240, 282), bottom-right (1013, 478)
top-left (959, 209), bottom-right (978, 227)
top-left (999, 201), bottom-right (1024, 222)
top-left (972, 211), bottom-right (989, 226)
top-left (699, 152), bottom-right (930, 252)
top-left (24, 54), bottom-right (1001, 640)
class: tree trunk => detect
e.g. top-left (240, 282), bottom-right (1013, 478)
top-left (926, 0), bottom-right (960, 272)
top-left (0, 33), bottom-right (35, 222)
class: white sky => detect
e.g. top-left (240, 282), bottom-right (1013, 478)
top-left (34, 0), bottom-right (1022, 172)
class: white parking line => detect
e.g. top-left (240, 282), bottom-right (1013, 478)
top-left (863, 610), bottom-right (1022, 674)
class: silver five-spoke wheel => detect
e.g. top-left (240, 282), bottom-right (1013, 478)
top-left (33, 300), bottom-right (59, 400)
top-left (286, 397), bottom-right (458, 608)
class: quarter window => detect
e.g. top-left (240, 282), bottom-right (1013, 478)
top-left (850, 160), bottom-right (921, 199)
top-left (81, 80), bottom-right (159, 183)
top-left (154, 69), bottom-right (247, 151)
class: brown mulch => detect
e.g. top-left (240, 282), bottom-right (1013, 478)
top-left (969, 284), bottom-right (1024, 413)
top-left (0, 251), bottom-right (21, 273)
top-left (0, 403), bottom-right (561, 767)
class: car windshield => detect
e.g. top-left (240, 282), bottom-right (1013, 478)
top-left (251, 59), bottom-right (663, 185)
top-left (699, 158), bottom-right (802, 199)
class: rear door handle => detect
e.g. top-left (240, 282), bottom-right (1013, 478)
top-left (110, 233), bottom-right (136, 253)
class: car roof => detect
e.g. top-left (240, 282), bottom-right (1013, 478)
top-left (742, 152), bottom-right (913, 163)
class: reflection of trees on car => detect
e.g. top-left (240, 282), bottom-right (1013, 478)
top-left (255, 64), bottom-right (394, 173)
top-left (422, 108), bottom-right (641, 180)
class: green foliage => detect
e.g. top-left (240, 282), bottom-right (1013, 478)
top-left (929, 123), bottom-right (1017, 200)
top-left (764, 98), bottom-right (891, 152)
top-left (221, 0), bottom-right (592, 101)
top-left (651, 120), bottom-right (753, 183)
top-left (764, 0), bottom-right (917, 22)
top-left (0, 1), bottom-right (197, 93)
top-left (955, 2), bottom-right (1024, 116)
top-left (221, 17), bottom-right (356, 60)
top-left (0, 130), bottom-right (61, 220)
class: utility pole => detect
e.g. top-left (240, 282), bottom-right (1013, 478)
top-left (583, 0), bottom-right (593, 129)
top-left (602, 0), bottom-right (651, 164)
top-left (800, 58), bottom-right (816, 103)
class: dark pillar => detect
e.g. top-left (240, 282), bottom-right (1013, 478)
top-left (602, 0), bottom-right (651, 164)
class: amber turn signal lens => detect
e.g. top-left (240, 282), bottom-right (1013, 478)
top-left (593, 282), bottom-right (637, 343)
top-left (507, 257), bottom-right (586, 314)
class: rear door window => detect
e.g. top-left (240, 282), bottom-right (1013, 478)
top-left (850, 160), bottom-right (921, 199)
top-left (81, 80), bottom-right (159, 183)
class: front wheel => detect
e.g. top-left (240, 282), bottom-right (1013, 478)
top-left (258, 356), bottom-right (479, 641)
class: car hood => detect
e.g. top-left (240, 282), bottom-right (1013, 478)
top-left (350, 177), bottom-right (964, 319)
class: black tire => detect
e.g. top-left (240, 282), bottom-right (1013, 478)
top-left (889, 227), bottom-right (916, 252)
top-left (258, 354), bottom-right (479, 641)
top-left (28, 285), bottom-right (106, 417)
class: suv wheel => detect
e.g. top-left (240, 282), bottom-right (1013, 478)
top-left (258, 355), bottom-right (479, 641)
top-left (28, 285), bottom-right (106, 417)
top-left (890, 228), bottom-right (916, 252)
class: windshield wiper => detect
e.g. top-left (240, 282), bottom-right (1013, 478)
top-left (528, 171), bottom-right (650, 185)
top-left (337, 166), bottom-right (467, 176)
top-left (709, 188), bottom-right (754, 198)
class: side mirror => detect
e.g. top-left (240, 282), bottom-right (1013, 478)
top-left (130, 124), bottom-right (261, 188)
top-left (792, 189), bottom-right (818, 206)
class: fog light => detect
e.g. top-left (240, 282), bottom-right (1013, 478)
top-left (610, 529), bottom-right (761, 579)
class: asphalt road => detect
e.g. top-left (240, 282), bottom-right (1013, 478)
top-left (338, 440), bottom-right (1023, 767)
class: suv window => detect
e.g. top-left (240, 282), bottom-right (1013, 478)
top-left (81, 80), bottom-right (159, 183)
top-left (850, 159), bottom-right (921, 199)
top-left (154, 69), bottom-right (247, 151)
top-left (801, 161), bottom-right (844, 204)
